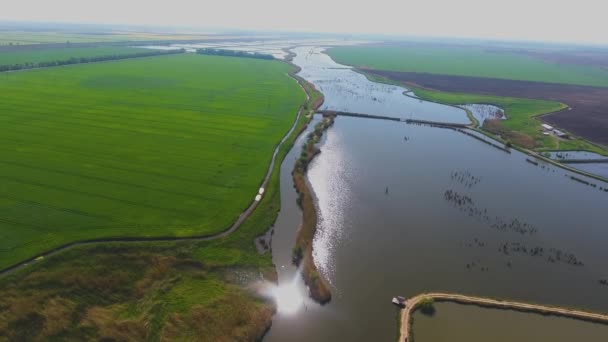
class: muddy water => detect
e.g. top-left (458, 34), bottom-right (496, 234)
top-left (413, 302), bottom-right (608, 341)
top-left (265, 47), bottom-right (608, 341)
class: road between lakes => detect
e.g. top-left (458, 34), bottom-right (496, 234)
top-left (0, 70), bottom-right (311, 277)
top-left (399, 292), bottom-right (608, 342)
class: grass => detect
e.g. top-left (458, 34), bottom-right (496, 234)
top-left (0, 63), bottom-right (316, 341)
top-left (0, 53), bottom-right (305, 270)
top-left (0, 241), bottom-right (275, 341)
top-left (409, 86), bottom-right (607, 154)
top-left (327, 45), bottom-right (608, 87)
top-left (0, 46), bottom-right (142, 66)
top-left (0, 30), bottom-right (218, 45)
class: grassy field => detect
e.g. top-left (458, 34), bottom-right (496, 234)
top-left (0, 46), bottom-right (142, 66)
top-left (328, 45), bottom-right (608, 87)
top-left (0, 30), bottom-right (223, 45)
top-left (0, 31), bottom-right (134, 45)
top-left (409, 86), bottom-right (607, 153)
top-left (0, 53), bottom-right (305, 270)
top-left (0, 71), bottom-right (318, 341)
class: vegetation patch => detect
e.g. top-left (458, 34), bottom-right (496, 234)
top-left (292, 113), bottom-right (334, 304)
top-left (406, 86), bottom-right (608, 154)
top-left (0, 243), bottom-right (275, 341)
top-left (0, 53), bottom-right (305, 270)
top-left (0, 58), bottom-right (320, 341)
top-left (327, 44), bottom-right (608, 87)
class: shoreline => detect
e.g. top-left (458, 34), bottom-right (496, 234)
top-left (355, 68), bottom-right (608, 184)
top-left (291, 113), bottom-right (334, 304)
top-left (399, 292), bottom-right (608, 342)
top-left (285, 49), bottom-right (333, 302)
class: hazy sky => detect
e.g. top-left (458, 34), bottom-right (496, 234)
top-left (3, 0), bottom-right (607, 44)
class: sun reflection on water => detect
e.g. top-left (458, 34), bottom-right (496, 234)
top-left (263, 274), bottom-right (305, 315)
top-left (273, 280), bottom-right (303, 314)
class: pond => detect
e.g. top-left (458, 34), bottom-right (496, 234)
top-left (413, 302), bottom-right (608, 342)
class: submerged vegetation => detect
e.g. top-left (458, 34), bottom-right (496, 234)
top-left (418, 298), bottom-right (436, 316)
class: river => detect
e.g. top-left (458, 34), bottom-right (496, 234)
top-left (265, 47), bottom-right (608, 341)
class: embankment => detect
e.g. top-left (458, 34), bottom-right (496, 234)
top-left (291, 113), bottom-right (334, 304)
top-left (399, 292), bottom-right (608, 342)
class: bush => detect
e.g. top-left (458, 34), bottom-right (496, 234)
top-left (418, 298), bottom-right (435, 316)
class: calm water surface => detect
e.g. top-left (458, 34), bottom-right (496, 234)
top-left (265, 47), bottom-right (608, 342)
top-left (413, 302), bottom-right (608, 342)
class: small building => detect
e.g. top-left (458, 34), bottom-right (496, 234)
top-left (392, 296), bottom-right (407, 308)
top-left (541, 124), bottom-right (554, 131)
top-left (553, 129), bottom-right (569, 138)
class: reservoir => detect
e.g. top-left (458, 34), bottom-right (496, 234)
top-left (265, 47), bottom-right (608, 341)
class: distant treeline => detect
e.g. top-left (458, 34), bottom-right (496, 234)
top-left (0, 49), bottom-right (185, 72)
top-left (196, 48), bottom-right (274, 60)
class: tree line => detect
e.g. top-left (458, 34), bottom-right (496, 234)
top-left (196, 48), bottom-right (274, 60)
top-left (0, 49), bottom-right (185, 72)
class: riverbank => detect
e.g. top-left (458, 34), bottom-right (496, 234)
top-left (291, 113), bottom-right (333, 304)
top-left (400, 293), bottom-right (608, 342)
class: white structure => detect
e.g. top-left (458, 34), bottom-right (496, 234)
top-left (541, 124), bottom-right (554, 131)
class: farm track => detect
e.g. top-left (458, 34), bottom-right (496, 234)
top-left (399, 293), bottom-right (608, 342)
top-left (0, 70), bottom-right (311, 277)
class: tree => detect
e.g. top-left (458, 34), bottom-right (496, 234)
top-left (418, 298), bottom-right (435, 315)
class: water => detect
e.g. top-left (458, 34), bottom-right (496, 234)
top-left (265, 47), bottom-right (608, 341)
top-left (459, 103), bottom-right (505, 125)
top-left (570, 163), bottom-right (608, 179)
top-left (295, 47), bottom-right (469, 124)
top-left (548, 151), bottom-right (608, 161)
top-left (413, 302), bottom-right (608, 341)
top-left (547, 151), bottom-right (608, 179)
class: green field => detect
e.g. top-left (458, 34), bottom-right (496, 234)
top-left (0, 53), bottom-right (305, 270)
top-left (0, 30), bottom-right (206, 45)
top-left (0, 46), bottom-right (142, 66)
top-left (328, 45), bottom-right (608, 87)
top-left (0, 31), bottom-right (134, 45)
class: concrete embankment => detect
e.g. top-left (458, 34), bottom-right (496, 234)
top-left (399, 293), bottom-right (608, 342)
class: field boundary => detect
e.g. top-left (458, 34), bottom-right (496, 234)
top-left (399, 292), bottom-right (608, 342)
top-left (0, 48), bottom-right (186, 74)
top-left (0, 63), bottom-right (312, 277)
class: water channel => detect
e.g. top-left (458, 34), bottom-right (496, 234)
top-left (265, 47), bottom-right (608, 341)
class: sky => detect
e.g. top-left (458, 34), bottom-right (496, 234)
top-left (2, 0), bottom-right (607, 45)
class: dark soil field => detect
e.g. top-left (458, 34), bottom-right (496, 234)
top-left (366, 69), bottom-right (608, 146)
